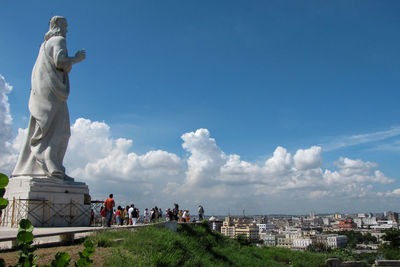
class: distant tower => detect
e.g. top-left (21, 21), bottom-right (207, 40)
top-left (243, 209), bottom-right (245, 218)
top-left (310, 211), bottom-right (315, 219)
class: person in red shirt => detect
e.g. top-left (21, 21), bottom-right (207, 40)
top-left (104, 194), bottom-right (115, 227)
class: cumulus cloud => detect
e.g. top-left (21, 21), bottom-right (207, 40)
top-left (181, 128), bottom-right (226, 187)
top-left (1, 74), bottom-right (398, 213)
top-left (63, 118), bottom-right (185, 203)
top-left (0, 75), bottom-right (18, 175)
top-left (176, 128), bottom-right (395, 211)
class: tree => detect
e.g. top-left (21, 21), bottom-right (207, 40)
top-left (379, 229), bottom-right (400, 260)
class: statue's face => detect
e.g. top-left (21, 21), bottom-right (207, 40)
top-left (59, 20), bottom-right (68, 37)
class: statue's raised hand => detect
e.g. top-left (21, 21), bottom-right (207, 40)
top-left (74, 49), bottom-right (86, 63)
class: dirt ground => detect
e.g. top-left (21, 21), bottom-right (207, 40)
top-left (0, 244), bottom-right (111, 266)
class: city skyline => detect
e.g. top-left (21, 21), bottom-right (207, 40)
top-left (1, 1), bottom-right (400, 214)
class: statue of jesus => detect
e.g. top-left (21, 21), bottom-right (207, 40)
top-left (12, 16), bottom-right (85, 180)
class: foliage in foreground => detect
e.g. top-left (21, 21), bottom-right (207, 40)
top-left (0, 173), bottom-right (9, 267)
top-left (0, 173), bottom-right (95, 267)
top-left (379, 229), bottom-right (400, 260)
top-left (89, 222), bottom-right (328, 267)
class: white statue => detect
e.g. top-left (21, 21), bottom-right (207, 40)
top-left (12, 16), bottom-right (85, 180)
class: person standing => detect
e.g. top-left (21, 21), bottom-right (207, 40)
top-left (131, 206), bottom-right (138, 226)
top-left (116, 206), bottom-right (122, 226)
top-left (144, 208), bottom-right (149, 224)
top-left (198, 205), bottom-right (204, 221)
top-left (100, 206), bottom-right (106, 227)
top-left (124, 206), bottom-right (130, 225)
top-left (182, 210), bottom-right (187, 223)
top-left (128, 204), bottom-right (134, 225)
top-left (173, 204), bottom-right (179, 221)
top-left (158, 208), bottom-right (163, 220)
top-left (104, 194), bottom-right (115, 227)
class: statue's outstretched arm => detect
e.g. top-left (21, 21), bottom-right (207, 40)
top-left (52, 37), bottom-right (86, 73)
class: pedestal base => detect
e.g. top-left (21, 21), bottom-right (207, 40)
top-left (2, 176), bottom-right (91, 227)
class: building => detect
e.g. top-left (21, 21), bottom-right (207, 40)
top-left (385, 211), bottom-right (399, 224)
top-left (339, 219), bottom-right (357, 230)
top-left (209, 216), bottom-right (223, 232)
top-left (293, 238), bottom-right (312, 250)
top-left (220, 216), bottom-right (259, 242)
top-left (235, 225), bottom-right (259, 242)
top-left (221, 216), bottom-right (235, 239)
top-left (354, 218), bottom-right (363, 228)
top-left (260, 233), bottom-right (285, 246)
top-left (327, 235), bottom-right (348, 248)
top-left (277, 237), bottom-right (292, 248)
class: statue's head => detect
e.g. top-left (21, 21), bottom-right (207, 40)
top-left (44, 16), bottom-right (68, 41)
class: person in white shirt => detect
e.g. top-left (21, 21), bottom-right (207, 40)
top-left (144, 208), bottom-right (149, 224)
top-left (128, 204), bottom-right (134, 225)
top-left (182, 210), bottom-right (187, 222)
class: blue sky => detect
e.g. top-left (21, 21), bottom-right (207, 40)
top-left (1, 0), bottom-right (400, 215)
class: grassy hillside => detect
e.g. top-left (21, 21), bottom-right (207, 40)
top-left (89, 222), bottom-right (328, 266)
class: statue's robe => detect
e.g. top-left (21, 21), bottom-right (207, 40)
top-left (12, 36), bottom-right (72, 178)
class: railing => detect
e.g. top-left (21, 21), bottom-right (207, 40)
top-left (0, 198), bottom-right (94, 227)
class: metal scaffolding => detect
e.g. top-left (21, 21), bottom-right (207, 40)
top-left (0, 197), bottom-right (93, 227)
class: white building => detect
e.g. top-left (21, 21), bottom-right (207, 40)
top-left (293, 238), bottom-right (312, 249)
top-left (354, 218), bottom-right (363, 228)
top-left (327, 235), bottom-right (348, 248)
top-left (362, 217), bottom-right (377, 227)
top-left (260, 233), bottom-right (284, 246)
top-left (323, 217), bottom-right (331, 226)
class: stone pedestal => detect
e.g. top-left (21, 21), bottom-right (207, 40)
top-left (3, 176), bottom-right (91, 227)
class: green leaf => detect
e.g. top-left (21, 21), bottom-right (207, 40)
top-left (0, 198), bottom-right (8, 207)
top-left (0, 173), bottom-right (8, 188)
top-left (19, 219), bottom-right (33, 231)
top-left (83, 239), bottom-right (94, 249)
top-left (0, 188), bottom-right (5, 198)
top-left (75, 258), bottom-right (90, 267)
top-left (17, 231), bottom-right (34, 244)
top-left (51, 252), bottom-right (71, 267)
top-left (81, 248), bottom-right (94, 258)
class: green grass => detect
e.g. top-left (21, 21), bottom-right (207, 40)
top-left (89, 222), bottom-right (329, 267)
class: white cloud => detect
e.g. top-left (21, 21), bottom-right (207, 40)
top-left (67, 118), bottom-right (182, 181)
top-left (294, 146), bottom-right (322, 170)
top-left (1, 74), bottom-right (399, 214)
top-left (0, 75), bottom-right (18, 175)
top-left (181, 128), bottom-right (226, 187)
top-left (2, 117), bottom-right (397, 214)
top-left (324, 126), bottom-right (400, 151)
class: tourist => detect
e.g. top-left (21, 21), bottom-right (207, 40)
top-left (182, 210), bottom-right (187, 222)
top-left (124, 206), bottom-right (130, 225)
top-left (178, 210), bottom-right (183, 222)
top-left (150, 208), bottom-right (155, 223)
top-left (116, 206), bottom-right (122, 226)
top-left (100, 206), bottom-right (106, 227)
top-left (173, 204), bottom-right (179, 221)
top-left (154, 206), bottom-right (159, 221)
top-left (158, 207), bottom-right (163, 220)
top-left (144, 208), bottom-right (149, 224)
top-left (186, 210), bottom-right (190, 222)
top-left (120, 206), bottom-right (125, 225)
top-left (128, 204), bottom-right (134, 225)
top-left (104, 194), bottom-right (115, 227)
top-left (168, 208), bottom-right (174, 221)
top-left (132, 205), bottom-right (138, 226)
top-left (165, 208), bottom-right (170, 221)
top-left (198, 205), bottom-right (204, 221)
